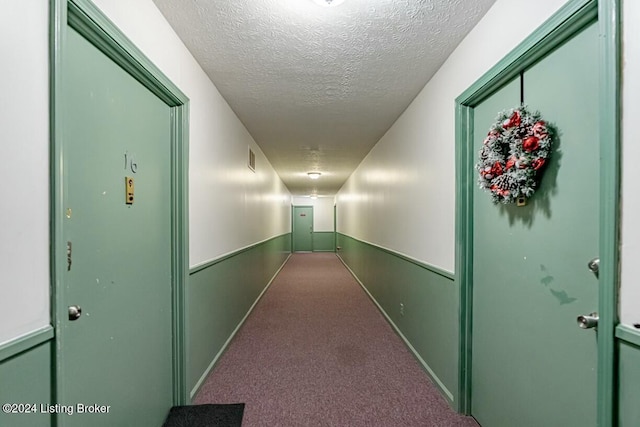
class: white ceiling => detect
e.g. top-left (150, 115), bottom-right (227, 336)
top-left (153, 0), bottom-right (496, 196)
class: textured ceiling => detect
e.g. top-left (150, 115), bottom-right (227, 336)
top-left (153, 0), bottom-right (496, 196)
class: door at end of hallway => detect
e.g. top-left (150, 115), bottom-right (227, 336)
top-left (293, 206), bottom-right (313, 252)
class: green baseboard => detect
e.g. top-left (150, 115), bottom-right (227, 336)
top-left (187, 234), bottom-right (291, 398)
top-left (616, 324), bottom-right (640, 347)
top-left (0, 340), bottom-right (53, 427)
top-left (312, 231), bottom-right (335, 252)
top-left (336, 233), bottom-right (458, 406)
top-left (617, 331), bottom-right (640, 427)
top-left (189, 253), bottom-right (291, 398)
top-left (0, 326), bottom-right (54, 363)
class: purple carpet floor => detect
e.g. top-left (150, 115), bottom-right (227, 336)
top-left (194, 253), bottom-right (479, 426)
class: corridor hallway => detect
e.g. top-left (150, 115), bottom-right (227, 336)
top-left (193, 253), bottom-right (479, 426)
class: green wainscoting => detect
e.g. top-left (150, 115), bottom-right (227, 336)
top-left (336, 233), bottom-right (457, 405)
top-left (312, 232), bottom-right (335, 252)
top-left (0, 340), bottom-right (53, 427)
top-left (187, 234), bottom-right (291, 398)
top-left (617, 326), bottom-right (640, 427)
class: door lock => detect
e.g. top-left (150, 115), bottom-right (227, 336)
top-left (68, 305), bottom-right (82, 321)
top-left (577, 312), bottom-right (598, 329)
top-left (587, 257), bottom-right (600, 278)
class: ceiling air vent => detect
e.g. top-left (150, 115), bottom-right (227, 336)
top-left (248, 147), bottom-right (256, 172)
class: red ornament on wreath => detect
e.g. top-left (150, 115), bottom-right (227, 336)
top-left (476, 106), bottom-right (554, 204)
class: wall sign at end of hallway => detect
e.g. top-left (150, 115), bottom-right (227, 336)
top-left (301, 213), bottom-right (306, 216)
top-left (125, 177), bottom-right (134, 205)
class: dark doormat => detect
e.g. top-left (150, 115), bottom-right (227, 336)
top-left (163, 403), bottom-right (245, 427)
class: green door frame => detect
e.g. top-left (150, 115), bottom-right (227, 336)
top-left (334, 203), bottom-right (337, 252)
top-left (50, 0), bottom-right (190, 406)
top-left (454, 0), bottom-right (620, 425)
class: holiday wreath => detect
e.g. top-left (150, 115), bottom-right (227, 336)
top-left (476, 106), bottom-right (554, 204)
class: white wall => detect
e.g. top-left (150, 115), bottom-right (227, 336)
top-left (0, 1), bottom-right (50, 346)
top-left (620, 0), bottom-right (640, 326)
top-left (292, 197), bottom-right (334, 232)
top-left (91, 0), bottom-right (291, 268)
top-left (0, 0), bottom-right (292, 345)
top-left (336, 0), bottom-right (567, 272)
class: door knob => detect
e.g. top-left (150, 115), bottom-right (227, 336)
top-left (68, 305), bottom-right (82, 321)
top-left (577, 312), bottom-right (598, 329)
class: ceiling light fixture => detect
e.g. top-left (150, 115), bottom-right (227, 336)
top-left (310, 0), bottom-right (347, 7)
top-left (307, 172), bottom-right (321, 180)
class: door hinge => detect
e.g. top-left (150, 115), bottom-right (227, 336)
top-left (67, 241), bottom-right (72, 271)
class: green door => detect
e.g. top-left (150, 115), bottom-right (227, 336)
top-left (471, 23), bottom-right (599, 426)
top-left (293, 206), bottom-right (313, 252)
top-left (57, 26), bottom-right (173, 426)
